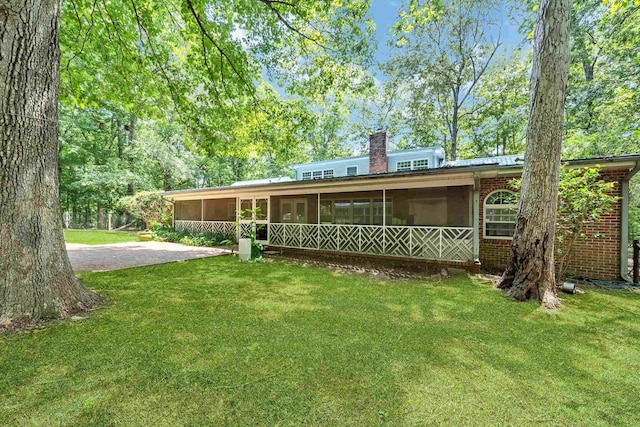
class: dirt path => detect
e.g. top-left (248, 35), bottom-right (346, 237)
top-left (66, 241), bottom-right (228, 272)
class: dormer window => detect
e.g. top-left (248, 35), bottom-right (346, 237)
top-left (397, 159), bottom-right (429, 172)
top-left (397, 161), bottom-right (412, 172)
top-left (313, 171), bottom-right (322, 179)
top-left (302, 172), bottom-right (312, 180)
top-left (413, 159), bottom-right (429, 170)
top-left (346, 166), bottom-right (358, 176)
top-left (323, 169), bottom-right (334, 178)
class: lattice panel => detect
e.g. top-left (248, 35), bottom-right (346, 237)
top-left (440, 228), bottom-right (474, 261)
top-left (240, 223), bottom-right (252, 239)
top-left (269, 223), bottom-right (284, 246)
top-left (338, 225), bottom-right (360, 253)
top-left (300, 224), bottom-right (318, 249)
top-left (361, 226), bottom-right (384, 254)
top-left (267, 223), bottom-right (473, 263)
top-left (411, 228), bottom-right (441, 259)
top-left (385, 227), bottom-right (411, 257)
top-left (319, 225), bottom-right (338, 251)
top-left (283, 224), bottom-right (302, 247)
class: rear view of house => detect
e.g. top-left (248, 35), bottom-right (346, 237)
top-left (162, 131), bottom-right (640, 281)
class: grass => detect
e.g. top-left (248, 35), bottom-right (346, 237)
top-left (1, 257), bottom-right (640, 425)
top-left (64, 229), bottom-right (140, 245)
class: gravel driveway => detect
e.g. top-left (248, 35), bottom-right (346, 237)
top-left (67, 241), bottom-right (229, 272)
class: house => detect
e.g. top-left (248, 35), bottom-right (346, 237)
top-left (161, 131), bottom-right (640, 281)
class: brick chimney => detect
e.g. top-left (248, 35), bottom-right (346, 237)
top-left (369, 130), bottom-right (388, 174)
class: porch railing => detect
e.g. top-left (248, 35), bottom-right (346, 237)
top-left (174, 220), bottom-right (236, 240)
top-left (268, 223), bottom-right (473, 262)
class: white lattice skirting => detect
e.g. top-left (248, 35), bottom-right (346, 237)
top-left (268, 223), bottom-right (474, 262)
top-left (174, 220), bottom-right (236, 240)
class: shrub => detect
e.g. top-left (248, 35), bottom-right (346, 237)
top-left (116, 192), bottom-right (171, 229)
top-left (151, 224), bottom-right (227, 247)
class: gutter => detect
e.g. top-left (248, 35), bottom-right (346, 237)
top-left (620, 161), bottom-right (640, 282)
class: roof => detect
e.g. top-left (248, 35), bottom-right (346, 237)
top-left (160, 153), bottom-right (640, 197)
top-left (230, 177), bottom-right (293, 187)
top-left (445, 154), bottom-right (524, 167)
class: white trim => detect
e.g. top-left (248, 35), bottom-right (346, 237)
top-left (483, 189), bottom-right (517, 240)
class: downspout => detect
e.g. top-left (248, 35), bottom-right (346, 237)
top-left (620, 162), bottom-right (640, 282)
top-left (473, 172), bottom-right (480, 263)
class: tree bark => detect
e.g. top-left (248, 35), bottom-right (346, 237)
top-left (97, 203), bottom-right (103, 229)
top-left (497, 0), bottom-right (572, 309)
top-left (0, 0), bottom-right (99, 328)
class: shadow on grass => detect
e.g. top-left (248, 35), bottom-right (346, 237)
top-left (1, 256), bottom-right (639, 425)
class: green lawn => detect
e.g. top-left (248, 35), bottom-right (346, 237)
top-left (2, 257), bottom-right (640, 425)
top-left (64, 229), bottom-right (140, 245)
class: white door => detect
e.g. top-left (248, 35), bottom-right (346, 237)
top-left (238, 197), bottom-right (269, 242)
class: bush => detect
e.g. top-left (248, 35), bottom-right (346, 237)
top-left (116, 192), bottom-right (171, 229)
top-left (151, 224), bottom-right (227, 247)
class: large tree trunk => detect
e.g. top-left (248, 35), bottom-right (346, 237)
top-left (497, 0), bottom-right (572, 309)
top-left (0, 0), bottom-right (99, 328)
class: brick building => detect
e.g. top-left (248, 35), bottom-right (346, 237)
top-left (162, 131), bottom-right (640, 281)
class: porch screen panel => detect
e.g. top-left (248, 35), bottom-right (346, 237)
top-left (203, 198), bottom-right (236, 221)
top-left (175, 200), bottom-right (201, 220)
top-left (387, 186), bottom-right (471, 227)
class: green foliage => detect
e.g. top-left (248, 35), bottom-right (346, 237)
top-left (385, 0), bottom-right (505, 159)
top-left (511, 166), bottom-right (618, 280)
top-left (2, 257), bottom-right (640, 424)
top-left (151, 224), bottom-right (227, 247)
top-left (116, 191), bottom-right (170, 229)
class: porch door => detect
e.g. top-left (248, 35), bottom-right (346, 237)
top-left (238, 197), bottom-right (269, 242)
top-left (280, 199), bottom-right (307, 223)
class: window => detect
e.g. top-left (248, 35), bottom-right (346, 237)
top-left (323, 169), bottom-right (334, 178)
top-left (302, 171), bottom-right (312, 180)
top-left (484, 190), bottom-right (517, 238)
top-left (352, 200), bottom-right (371, 224)
top-left (412, 159), bottom-right (429, 170)
top-left (397, 161), bottom-right (412, 172)
top-left (334, 200), bottom-right (352, 224)
top-left (313, 170), bottom-right (323, 179)
top-left (397, 159), bottom-right (429, 172)
top-left (346, 166), bottom-right (358, 176)
top-left (317, 198), bottom-right (392, 225)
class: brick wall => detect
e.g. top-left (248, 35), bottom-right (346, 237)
top-left (479, 169), bottom-right (627, 280)
top-left (369, 131), bottom-right (388, 174)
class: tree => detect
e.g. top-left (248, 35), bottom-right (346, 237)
top-left (460, 50), bottom-right (531, 158)
top-left (387, 0), bottom-right (503, 159)
top-left (497, 0), bottom-right (572, 308)
top-left (1, 0), bottom-right (100, 328)
top-left (510, 166), bottom-right (618, 282)
top-left (1, 0), bottom-right (375, 328)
